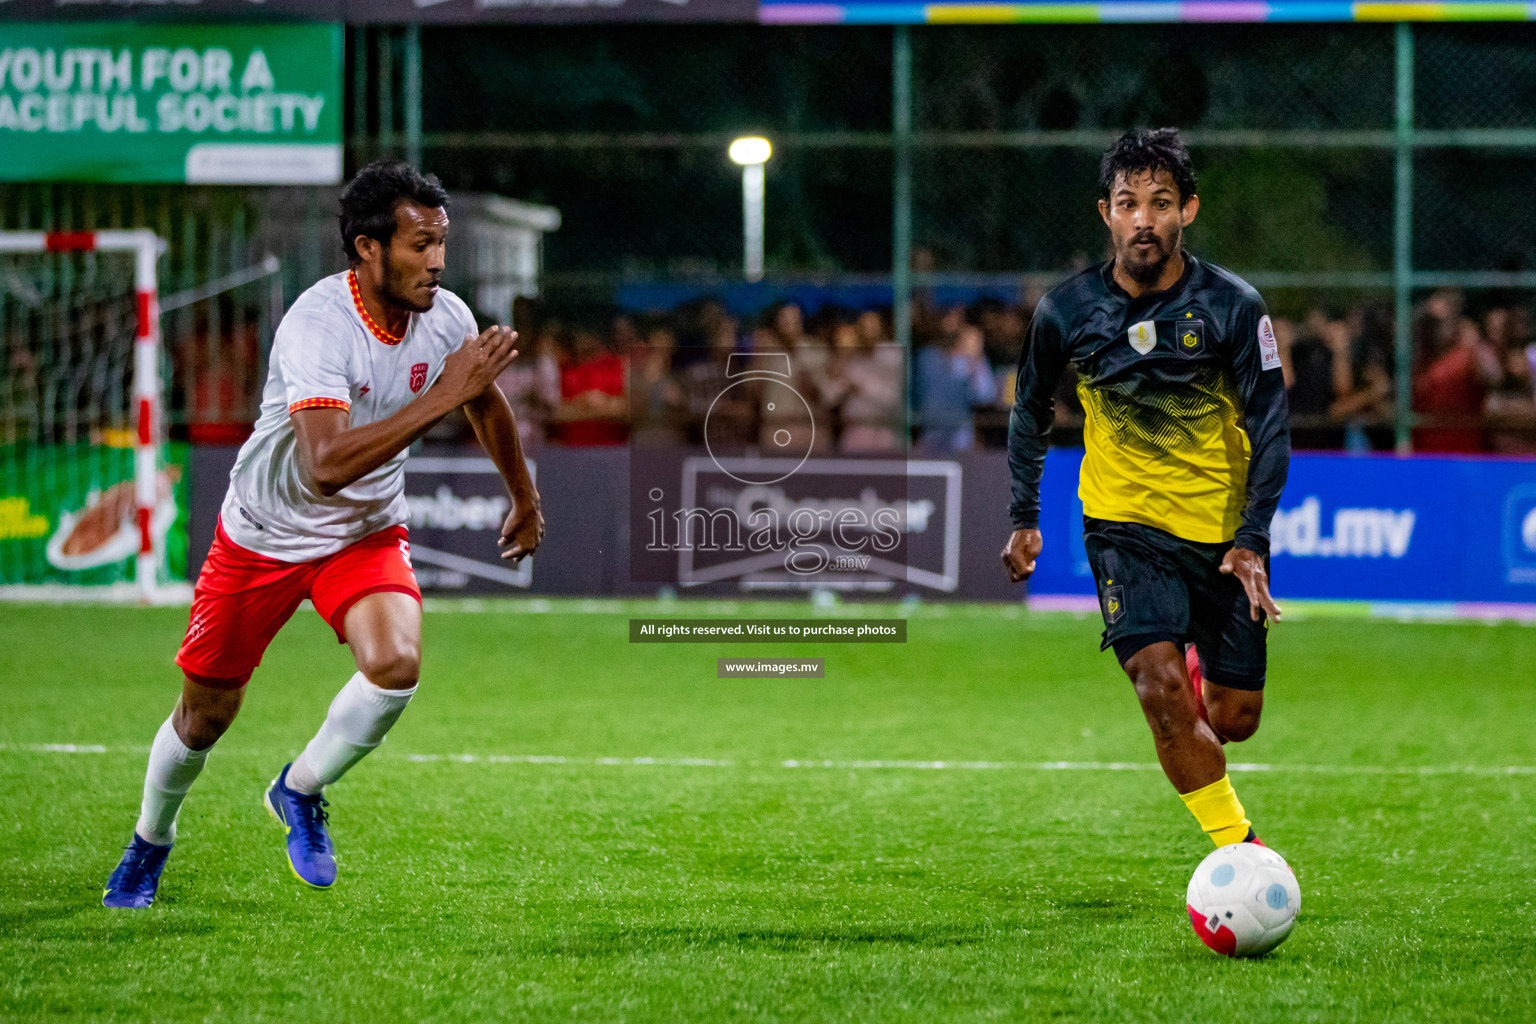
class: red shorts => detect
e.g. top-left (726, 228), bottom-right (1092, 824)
top-left (175, 519), bottom-right (420, 686)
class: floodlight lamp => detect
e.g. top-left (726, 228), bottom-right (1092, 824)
top-left (728, 137), bottom-right (772, 166)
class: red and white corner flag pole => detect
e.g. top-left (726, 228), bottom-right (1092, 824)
top-left (0, 229), bottom-right (165, 602)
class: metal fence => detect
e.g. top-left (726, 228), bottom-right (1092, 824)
top-left (0, 183), bottom-right (328, 442)
top-left (358, 20), bottom-right (1536, 451)
top-left (4, 21), bottom-right (1535, 451)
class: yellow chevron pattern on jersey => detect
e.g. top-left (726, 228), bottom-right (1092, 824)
top-left (1076, 364), bottom-right (1251, 543)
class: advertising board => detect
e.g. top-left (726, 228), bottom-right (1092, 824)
top-left (0, 22), bottom-right (342, 183)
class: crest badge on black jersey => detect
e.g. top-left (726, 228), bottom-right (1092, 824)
top-left (1176, 317), bottom-right (1205, 356)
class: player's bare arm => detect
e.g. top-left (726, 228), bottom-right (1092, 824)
top-left (291, 325), bottom-right (518, 497)
top-left (1220, 547), bottom-right (1283, 622)
top-left (1001, 528), bottom-right (1043, 583)
top-left (462, 381), bottom-right (545, 562)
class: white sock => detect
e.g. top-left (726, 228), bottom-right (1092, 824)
top-left (134, 716), bottom-right (210, 846)
top-left (286, 672), bottom-right (416, 796)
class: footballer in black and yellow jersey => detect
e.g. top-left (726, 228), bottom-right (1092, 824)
top-left (1002, 128), bottom-right (1291, 853)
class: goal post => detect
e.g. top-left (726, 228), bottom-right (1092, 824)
top-left (0, 229), bottom-right (169, 603)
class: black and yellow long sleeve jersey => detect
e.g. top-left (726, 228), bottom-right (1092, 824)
top-left (1008, 253), bottom-right (1290, 555)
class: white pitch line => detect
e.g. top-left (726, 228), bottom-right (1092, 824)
top-left (400, 753), bottom-right (1536, 777)
top-left (1, 743), bottom-right (1532, 776)
top-left (406, 753), bottom-right (739, 768)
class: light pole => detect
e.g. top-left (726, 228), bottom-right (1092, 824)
top-left (728, 136), bottom-right (771, 282)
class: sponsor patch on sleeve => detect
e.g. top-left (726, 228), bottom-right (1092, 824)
top-left (1257, 315), bottom-right (1281, 371)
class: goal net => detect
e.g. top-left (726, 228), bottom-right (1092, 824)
top-left (0, 230), bottom-right (183, 602)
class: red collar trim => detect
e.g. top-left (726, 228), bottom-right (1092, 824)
top-left (348, 269), bottom-right (406, 346)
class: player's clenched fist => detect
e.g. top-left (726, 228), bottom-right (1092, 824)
top-left (1001, 528), bottom-right (1043, 583)
top-left (437, 326), bottom-right (518, 404)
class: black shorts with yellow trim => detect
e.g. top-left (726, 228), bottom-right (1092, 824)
top-left (1082, 516), bottom-right (1269, 691)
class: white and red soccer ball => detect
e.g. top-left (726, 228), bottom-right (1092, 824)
top-left (1186, 843), bottom-right (1300, 957)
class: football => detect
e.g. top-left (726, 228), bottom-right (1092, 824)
top-left (1186, 843), bottom-right (1301, 958)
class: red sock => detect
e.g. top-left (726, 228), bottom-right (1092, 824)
top-left (1186, 644), bottom-right (1210, 725)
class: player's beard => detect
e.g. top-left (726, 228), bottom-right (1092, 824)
top-left (381, 251), bottom-right (438, 313)
top-left (1118, 225), bottom-right (1180, 286)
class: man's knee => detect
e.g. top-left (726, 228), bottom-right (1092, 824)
top-left (343, 591), bottom-right (421, 690)
top-left (1207, 689), bottom-right (1263, 742)
top-left (175, 673), bottom-right (246, 750)
top-left (356, 641), bottom-right (421, 690)
top-left (1127, 655), bottom-right (1196, 742)
top-left (174, 709), bottom-right (231, 750)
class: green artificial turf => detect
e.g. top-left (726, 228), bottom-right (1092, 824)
top-left (1, 599), bottom-right (1533, 1022)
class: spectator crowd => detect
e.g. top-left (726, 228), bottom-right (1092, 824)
top-left (153, 285), bottom-right (1536, 457)
top-left (473, 286), bottom-right (1536, 457)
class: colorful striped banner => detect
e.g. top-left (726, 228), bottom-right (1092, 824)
top-left (1025, 594), bottom-right (1536, 622)
top-left (758, 0), bottom-right (1536, 22)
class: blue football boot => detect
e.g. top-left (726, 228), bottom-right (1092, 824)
top-left (263, 763), bottom-right (337, 888)
top-left (103, 834), bottom-right (173, 908)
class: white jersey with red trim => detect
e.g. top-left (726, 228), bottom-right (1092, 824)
top-left (219, 270), bottom-right (478, 561)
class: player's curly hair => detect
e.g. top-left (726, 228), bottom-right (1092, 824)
top-left (1099, 128), bottom-right (1197, 204)
top-left (338, 160), bottom-right (450, 264)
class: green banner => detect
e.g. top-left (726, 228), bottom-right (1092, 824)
top-left (0, 443), bottom-right (189, 586)
top-left (0, 23), bottom-right (341, 183)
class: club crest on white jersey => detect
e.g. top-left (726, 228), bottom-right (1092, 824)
top-left (219, 271), bottom-right (478, 562)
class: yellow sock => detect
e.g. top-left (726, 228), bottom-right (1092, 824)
top-left (1179, 774), bottom-right (1251, 847)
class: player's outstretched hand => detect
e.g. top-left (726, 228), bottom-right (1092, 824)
top-left (1220, 546), bottom-right (1283, 623)
top-left (499, 495), bottom-right (545, 563)
top-left (438, 326), bottom-right (519, 405)
top-left (1001, 528), bottom-right (1043, 583)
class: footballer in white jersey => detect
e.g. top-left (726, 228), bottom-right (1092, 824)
top-left (219, 268), bottom-right (477, 561)
top-left (104, 161), bottom-right (544, 908)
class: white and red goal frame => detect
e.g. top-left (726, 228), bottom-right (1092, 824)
top-left (0, 229), bottom-right (165, 602)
